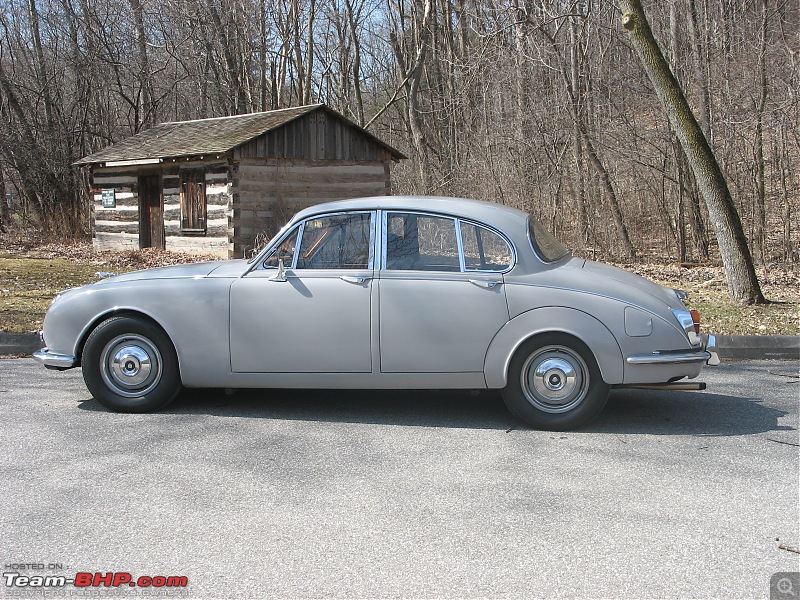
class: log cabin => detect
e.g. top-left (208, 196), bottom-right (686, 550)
top-left (76, 104), bottom-right (406, 258)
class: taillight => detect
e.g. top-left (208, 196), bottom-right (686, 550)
top-left (690, 310), bottom-right (701, 334)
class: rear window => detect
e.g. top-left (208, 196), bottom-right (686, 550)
top-left (528, 217), bottom-right (569, 263)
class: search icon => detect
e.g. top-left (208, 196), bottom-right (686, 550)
top-left (778, 578), bottom-right (795, 596)
top-left (773, 573), bottom-right (800, 599)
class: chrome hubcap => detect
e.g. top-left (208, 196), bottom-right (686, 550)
top-left (100, 335), bottom-right (162, 397)
top-left (521, 346), bottom-right (589, 413)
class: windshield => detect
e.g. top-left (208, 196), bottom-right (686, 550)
top-left (528, 216), bottom-right (570, 263)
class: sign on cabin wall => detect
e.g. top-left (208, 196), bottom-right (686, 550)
top-left (101, 189), bottom-right (116, 208)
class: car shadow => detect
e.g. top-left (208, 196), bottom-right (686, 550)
top-left (589, 389), bottom-right (792, 436)
top-left (77, 387), bottom-right (792, 436)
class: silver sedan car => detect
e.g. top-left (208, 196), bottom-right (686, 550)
top-left (34, 196), bottom-right (718, 430)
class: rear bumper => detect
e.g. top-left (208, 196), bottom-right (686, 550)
top-left (32, 348), bottom-right (78, 370)
top-left (626, 334), bottom-right (719, 366)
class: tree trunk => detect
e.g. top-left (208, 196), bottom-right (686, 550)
top-left (303, 0), bottom-right (316, 104)
top-left (129, 0), bottom-right (152, 130)
top-left (753, 0), bottom-right (768, 264)
top-left (618, 0), bottom-right (765, 304)
top-left (0, 166), bottom-right (8, 232)
top-left (344, 0), bottom-right (364, 125)
top-left (26, 0), bottom-right (55, 130)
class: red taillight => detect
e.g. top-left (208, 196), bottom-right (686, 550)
top-left (690, 310), bottom-right (701, 334)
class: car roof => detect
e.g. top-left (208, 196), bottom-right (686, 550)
top-left (293, 196), bottom-right (530, 232)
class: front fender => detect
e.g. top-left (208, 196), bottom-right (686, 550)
top-left (484, 306), bottom-right (624, 388)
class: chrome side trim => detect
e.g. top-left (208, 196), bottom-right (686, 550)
top-left (32, 348), bottom-right (77, 369)
top-left (627, 333), bottom-right (719, 366)
top-left (626, 351), bottom-right (711, 365)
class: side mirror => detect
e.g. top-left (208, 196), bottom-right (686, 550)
top-left (269, 258), bottom-right (287, 282)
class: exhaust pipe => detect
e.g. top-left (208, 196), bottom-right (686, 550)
top-left (618, 382), bottom-right (707, 391)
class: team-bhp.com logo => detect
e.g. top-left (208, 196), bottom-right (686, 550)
top-left (4, 571), bottom-right (188, 589)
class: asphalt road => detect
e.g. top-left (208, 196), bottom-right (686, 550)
top-left (1, 358), bottom-right (798, 599)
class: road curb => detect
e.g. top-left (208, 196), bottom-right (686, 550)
top-left (716, 335), bottom-right (800, 360)
top-left (0, 333), bottom-right (41, 355)
top-left (1, 332), bottom-right (798, 360)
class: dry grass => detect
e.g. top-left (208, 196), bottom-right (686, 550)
top-left (0, 242), bottom-right (218, 333)
top-left (1, 241), bottom-right (797, 335)
top-left (615, 262), bottom-right (800, 335)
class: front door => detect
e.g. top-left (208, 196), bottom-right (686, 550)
top-left (138, 174), bottom-right (164, 249)
top-left (230, 211), bottom-right (375, 373)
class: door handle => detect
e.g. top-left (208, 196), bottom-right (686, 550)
top-left (469, 279), bottom-right (502, 289)
top-left (340, 275), bottom-right (371, 284)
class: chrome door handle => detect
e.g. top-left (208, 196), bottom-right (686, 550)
top-left (340, 275), bottom-right (371, 284)
top-left (468, 279), bottom-right (502, 289)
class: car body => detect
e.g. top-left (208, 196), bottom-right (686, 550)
top-left (34, 196), bottom-right (718, 430)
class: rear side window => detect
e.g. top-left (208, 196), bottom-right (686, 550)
top-left (460, 222), bottom-right (513, 271)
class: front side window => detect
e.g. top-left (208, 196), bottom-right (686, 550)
top-left (296, 212), bottom-right (372, 269)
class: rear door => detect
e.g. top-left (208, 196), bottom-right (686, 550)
top-left (378, 212), bottom-right (512, 373)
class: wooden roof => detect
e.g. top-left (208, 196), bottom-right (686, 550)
top-left (76, 104), bottom-right (405, 165)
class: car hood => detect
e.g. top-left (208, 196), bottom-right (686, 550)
top-left (580, 260), bottom-right (683, 309)
top-left (92, 260), bottom-right (246, 285)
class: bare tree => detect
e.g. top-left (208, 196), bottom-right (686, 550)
top-left (618, 0), bottom-right (765, 304)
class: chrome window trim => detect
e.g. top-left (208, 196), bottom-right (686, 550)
top-left (291, 221), bottom-right (304, 270)
top-left (380, 210), bottom-right (516, 274)
top-left (376, 210), bottom-right (385, 271)
top-left (367, 211), bottom-right (376, 270)
top-left (454, 218), bottom-right (467, 272)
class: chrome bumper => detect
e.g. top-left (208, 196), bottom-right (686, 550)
top-left (32, 348), bottom-right (77, 370)
top-left (627, 334), bottom-right (719, 366)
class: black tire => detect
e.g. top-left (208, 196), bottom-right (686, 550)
top-left (501, 333), bottom-right (610, 431)
top-left (82, 316), bottom-right (182, 413)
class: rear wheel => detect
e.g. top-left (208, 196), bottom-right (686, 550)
top-left (82, 316), bottom-right (182, 413)
top-left (502, 333), bottom-right (609, 431)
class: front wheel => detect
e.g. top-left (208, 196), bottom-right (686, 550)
top-left (82, 316), bottom-right (182, 413)
top-left (502, 333), bottom-right (609, 431)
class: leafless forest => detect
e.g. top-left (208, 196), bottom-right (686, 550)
top-left (0, 0), bottom-right (797, 265)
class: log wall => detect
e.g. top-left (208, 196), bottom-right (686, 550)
top-left (231, 158), bottom-right (391, 258)
top-left (91, 163), bottom-right (232, 258)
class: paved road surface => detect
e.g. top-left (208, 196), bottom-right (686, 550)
top-left (1, 358), bottom-right (798, 598)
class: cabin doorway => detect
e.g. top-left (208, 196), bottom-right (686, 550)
top-left (138, 174), bottom-right (164, 249)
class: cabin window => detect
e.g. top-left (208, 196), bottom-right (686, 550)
top-left (180, 171), bottom-right (206, 232)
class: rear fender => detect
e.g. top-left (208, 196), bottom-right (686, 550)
top-left (484, 306), bottom-right (623, 387)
